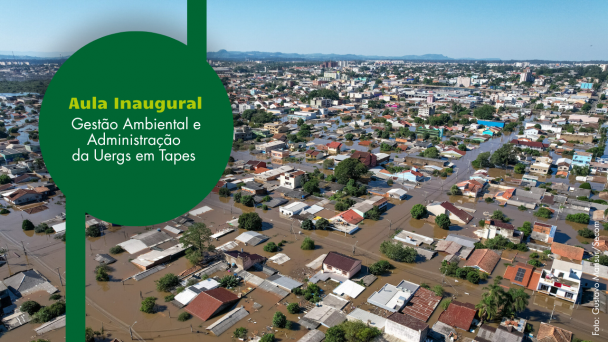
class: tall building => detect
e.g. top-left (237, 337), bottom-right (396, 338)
top-left (456, 76), bottom-right (471, 87)
top-left (520, 72), bottom-right (534, 83)
top-left (321, 61), bottom-right (338, 68)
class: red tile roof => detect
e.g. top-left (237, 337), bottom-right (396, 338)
top-left (551, 242), bottom-right (584, 261)
top-left (351, 151), bottom-right (377, 168)
top-left (438, 301), bottom-right (476, 330)
top-left (537, 323), bottom-right (573, 342)
top-left (337, 209), bottom-right (364, 225)
top-left (439, 202), bottom-right (473, 224)
top-left (504, 263), bottom-right (535, 287)
top-left (401, 287), bottom-right (441, 322)
top-left (327, 141), bottom-right (343, 149)
top-left (185, 288), bottom-right (239, 321)
top-left (464, 249), bottom-right (501, 273)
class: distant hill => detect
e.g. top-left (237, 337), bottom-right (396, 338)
top-left (206, 49), bottom-right (501, 61)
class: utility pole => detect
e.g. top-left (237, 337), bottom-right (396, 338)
top-left (352, 241), bottom-right (358, 255)
top-left (129, 321), bottom-right (137, 340)
top-left (56, 268), bottom-right (63, 286)
top-left (549, 303), bottom-right (556, 324)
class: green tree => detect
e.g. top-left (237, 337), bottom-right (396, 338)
top-left (301, 237), bottom-right (315, 250)
top-left (534, 207), bottom-right (552, 219)
top-left (272, 311), bottom-right (287, 328)
top-left (303, 179), bottom-right (320, 194)
top-left (514, 163), bottom-right (526, 174)
top-left (491, 210), bottom-right (507, 221)
top-left (179, 222), bottom-right (214, 264)
top-left (21, 301), bottom-right (42, 315)
top-left (476, 296), bottom-right (498, 323)
top-left (410, 204), bottom-right (427, 219)
top-left (22, 219), bottom-right (35, 231)
top-left (238, 212), bottom-right (263, 231)
top-left (458, 144), bottom-right (467, 151)
top-left (435, 214), bottom-right (451, 230)
top-left (264, 242), bottom-right (279, 252)
top-left (579, 182), bottom-right (591, 190)
top-left (301, 219), bottom-right (314, 230)
top-left (490, 144), bottom-right (516, 168)
top-left (234, 327), bottom-right (248, 339)
top-left (326, 326), bottom-right (346, 342)
top-left (471, 152), bottom-right (493, 168)
top-left (140, 297), bottom-right (156, 313)
top-left (432, 285), bottom-right (444, 297)
top-left (323, 158), bottom-right (335, 170)
top-left (566, 213), bottom-right (590, 224)
top-left (316, 218), bottom-right (330, 230)
top-left (260, 334), bottom-right (275, 342)
top-left (287, 303), bottom-right (300, 314)
top-left (85, 225), bottom-right (101, 237)
top-left (503, 288), bottom-right (529, 317)
top-left (519, 221), bottom-right (532, 236)
top-left (0, 174), bottom-right (10, 185)
top-left (96, 267), bottom-right (109, 281)
top-left (369, 260), bottom-right (392, 275)
top-left (345, 133), bottom-right (354, 141)
top-left (85, 327), bottom-right (95, 342)
top-left (240, 195), bottom-right (255, 207)
top-left (366, 205), bottom-right (382, 221)
top-left (156, 273), bottom-right (179, 292)
top-left (234, 191), bottom-right (242, 203)
top-left (473, 105), bottom-right (496, 120)
top-left (219, 187), bottom-right (230, 197)
top-left (379, 241), bottom-right (417, 262)
top-left (449, 185), bottom-right (461, 196)
top-left (334, 158), bottom-right (368, 184)
top-left (109, 245), bottom-right (125, 254)
top-left (422, 147), bottom-right (439, 159)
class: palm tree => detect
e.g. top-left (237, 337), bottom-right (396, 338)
top-left (476, 296), bottom-right (498, 323)
top-left (482, 280), bottom-right (504, 307)
top-left (504, 288), bottom-right (529, 317)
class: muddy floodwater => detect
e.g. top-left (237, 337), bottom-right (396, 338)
top-left (85, 186), bottom-right (607, 342)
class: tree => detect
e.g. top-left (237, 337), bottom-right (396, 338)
top-left (234, 327), bottom-right (248, 339)
top-left (287, 303), bottom-right (300, 314)
top-left (219, 274), bottom-right (239, 288)
top-left (301, 237), bottom-right (315, 250)
top-left (449, 185), bottom-right (461, 196)
top-left (514, 163), bottom-right (526, 174)
top-left (534, 207), bottom-right (552, 219)
top-left (598, 255), bottom-right (608, 266)
top-left (503, 288), bottom-right (529, 317)
top-left (157, 273), bottom-right (179, 292)
top-left (432, 285), bottom-right (444, 297)
top-left (179, 222), bottom-right (214, 264)
top-left (458, 144), bottom-right (467, 151)
top-left (582, 103), bottom-right (592, 112)
top-left (323, 158), bottom-right (335, 170)
top-left (301, 219), bottom-right (314, 230)
top-left (85, 327), bottom-right (95, 342)
top-left (467, 271), bottom-right (480, 284)
top-left (345, 133), bottom-right (354, 141)
top-left (272, 311), bottom-right (287, 328)
top-left (140, 297), bottom-right (156, 313)
top-left (85, 225), bottom-right (101, 237)
top-left (326, 326), bottom-right (346, 342)
top-left (422, 147), bottom-right (439, 159)
top-left (491, 210), bottom-right (507, 221)
top-left (21, 301), bottom-right (41, 315)
top-left (334, 158), bottom-right (367, 184)
top-left (472, 152), bottom-right (493, 168)
top-left (579, 182), bottom-right (591, 190)
top-left (340, 320), bottom-right (382, 342)
top-left (0, 174), bottom-right (10, 185)
top-left (22, 219), bottom-right (35, 231)
top-left (519, 221), bottom-right (532, 236)
top-left (238, 212), bottom-right (263, 231)
top-left (366, 205), bottom-right (382, 221)
top-left (369, 260), bottom-right (392, 275)
top-left (241, 195), bottom-right (255, 207)
top-left (473, 105), bottom-right (496, 120)
top-left (234, 191), bottom-right (242, 203)
top-left (303, 179), bottom-right (320, 194)
top-left (260, 334), bottom-right (275, 342)
top-left (476, 296), bottom-right (498, 323)
top-left (316, 218), bottom-right (330, 230)
top-left (490, 144), bottom-right (516, 168)
top-left (96, 267), bottom-right (109, 281)
top-left (109, 245), bottom-right (125, 255)
top-left (264, 242), bottom-right (279, 252)
top-left (219, 187), bottom-right (230, 197)
top-left (410, 204), bottom-right (427, 219)
top-left (435, 214), bottom-right (451, 230)
top-left (380, 241), bottom-right (417, 262)
top-left (567, 213), bottom-right (590, 224)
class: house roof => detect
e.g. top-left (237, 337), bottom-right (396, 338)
top-left (533, 222), bottom-right (555, 235)
top-left (485, 220), bottom-right (515, 230)
top-left (504, 263), bottom-right (535, 287)
top-left (440, 202), bottom-right (473, 223)
top-left (336, 209), bottom-right (364, 225)
top-left (350, 151), bottom-right (377, 167)
top-left (6, 189), bottom-right (40, 201)
top-left (510, 139), bottom-right (549, 149)
top-left (464, 249), bottom-right (501, 273)
top-left (437, 301), bottom-right (476, 331)
top-left (224, 250), bottom-right (265, 263)
top-left (401, 287), bottom-right (442, 322)
top-left (327, 141), bottom-right (342, 149)
top-left (185, 288), bottom-right (239, 321)
top-left (387, 312), bottom-right (428, 332)
top-left (551, 242), bottom-right (584, 261)
top-left (537, 323), bottom-right (573, 342)
top-left (323, 252), bottom-right (361, 272)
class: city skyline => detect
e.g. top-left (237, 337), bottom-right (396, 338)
top-left (1, 0), bottom-right (607, 61)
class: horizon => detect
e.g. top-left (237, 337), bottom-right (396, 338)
top-left (1, 0), bottom-right (607, 61)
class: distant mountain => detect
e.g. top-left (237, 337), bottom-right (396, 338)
top-left (0, 51), bottom-right (72, 59)
top-left (206, 49), bottom-right (501, 61)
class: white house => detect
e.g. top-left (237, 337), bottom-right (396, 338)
top-left (279, 202), bottom-right (309, 216)
top-left (385, 313), bottom-right (429, 342)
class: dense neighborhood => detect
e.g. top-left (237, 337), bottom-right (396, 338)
top-left (3, 57), bottom-right (608, 342)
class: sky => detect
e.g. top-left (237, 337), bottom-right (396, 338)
top-left (1, 0), bottom-right (607, 61)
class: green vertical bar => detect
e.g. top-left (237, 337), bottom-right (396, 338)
top-left (188, 0), bottom-right (207, 59)
top-left (67, 199), bottom-right (85, 342)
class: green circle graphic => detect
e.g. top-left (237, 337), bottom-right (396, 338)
top-left (40, 31), bottom-right (233, 225)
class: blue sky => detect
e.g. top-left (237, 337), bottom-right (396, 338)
top-left (1, 0), bottom-right (606, 60)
